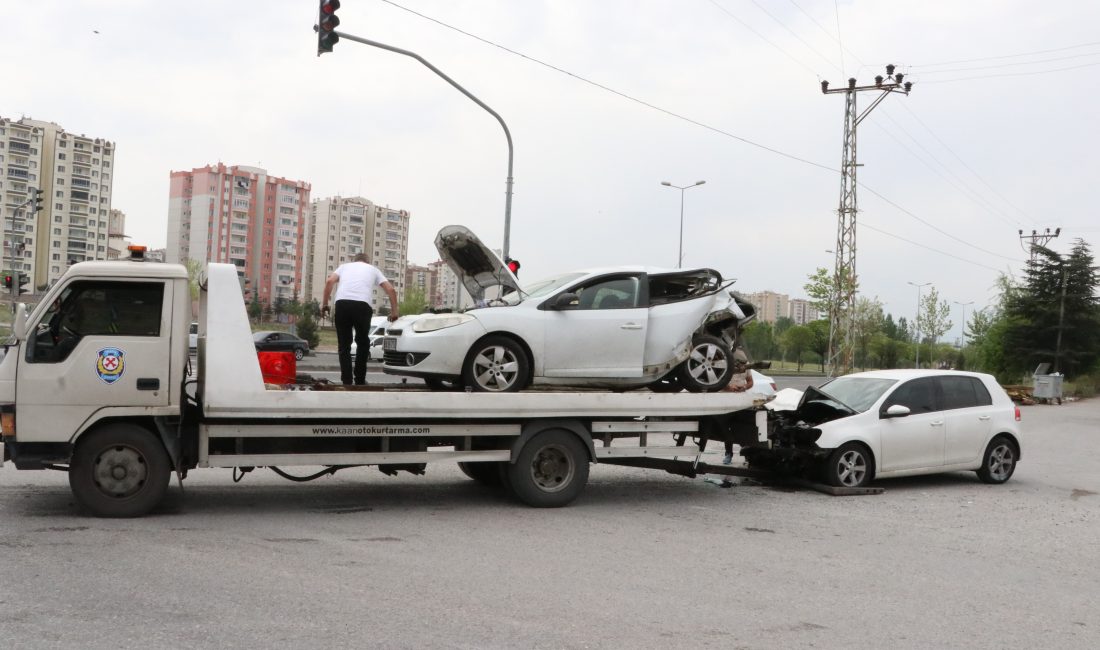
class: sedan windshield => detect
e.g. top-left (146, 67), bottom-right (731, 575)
top-left (818, 377), bottom-right (898, 413)
top-left (502, 272), bottom-right (585, 305)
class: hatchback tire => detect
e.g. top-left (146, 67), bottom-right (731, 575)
top-left (976, 435), bottom-right (1017, 484)
top-left (462, 336), bottom-right (530, 392)
top-left (677, 334), bottom-right (735, 392)
top-left (823, 442), bottom-right (874, 488)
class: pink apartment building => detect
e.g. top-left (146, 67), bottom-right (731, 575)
top-left (167, 164), bottom-right (310, 305)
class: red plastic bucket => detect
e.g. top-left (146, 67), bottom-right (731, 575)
top-left (258, 351), bottom-right (296, 384)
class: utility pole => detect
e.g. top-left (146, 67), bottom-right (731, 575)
top-left (1054, 266), bottom-right (1067, 373)
top-left (1019, 227), bottom-right (1061, 264)
top-left (821, 65), bottom-right (912, 377)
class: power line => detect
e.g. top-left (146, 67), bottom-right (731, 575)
top-left (379, 0), bottom-right (832, 171)
top-left (704, 0), bottom-right (821, 78)
top-left (916, 60), bottom-right (1100, 84)
top-left (904, 40), bottom-right (1100, 68)
top-left (743, 0), bottom-right (841, 72)
top-left (378, 0), bottom-right (1026, 267)
top-left (870, 109), bottom-right (1022, 227)
top-left (895, 102), bottom-right (1036, 225)
top-left (912, 50), bottom-right (1100, 75)
top-left (861, 222), bottom-right (1006, 272)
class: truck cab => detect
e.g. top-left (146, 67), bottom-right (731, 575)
top-left (1, 254), bottom-right (189, 467)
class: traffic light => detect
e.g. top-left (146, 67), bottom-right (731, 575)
top-left (32, 188), bottom-right (43, 213)
top-left (316, 0), bottom-right (341, 56)
top-left (505, 257), bottom-right (520, 276)
top-left (16, 272), bottom-right (29, 295)
top-left (2, 274), bottom-right (11, 289)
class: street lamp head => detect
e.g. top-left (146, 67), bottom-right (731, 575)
top-left (695, 180), bottom-right (706, 186)
top-left (660, 181), bottom-right (672, 186)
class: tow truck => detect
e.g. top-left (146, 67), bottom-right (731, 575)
top-left (0, 248), bottom-right (769, 517)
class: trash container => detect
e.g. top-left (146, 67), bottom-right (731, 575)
top-left (1032, 363), bottom-right (1063, 405)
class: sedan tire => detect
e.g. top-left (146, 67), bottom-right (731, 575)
top-left (462, 336), bottom-right (530, 393)
top-left (976, 435), bottom-right (1017, 484)
top-left (677, 334), bottom-right (735, 393)
top-left (823, 442), bottom-right (874, 488)
top-left (294, 347), bottom-right (305, 361)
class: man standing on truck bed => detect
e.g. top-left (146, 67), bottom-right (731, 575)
top-left (321, 253), bottom-right (400, 385)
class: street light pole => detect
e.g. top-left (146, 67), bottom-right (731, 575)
top-left (953, 300), bottom-right (974, 348)
top-left (908, 281), bottom-right (930, 368)
top-left (332, 30), bottom-right (516, 258)
top-left (660, 180), bottom-right (705, 268)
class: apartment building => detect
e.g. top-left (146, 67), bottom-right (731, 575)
top-left (107, 208), bottom-right (128, 259)
top-left (303, 195), bottom-right (410, 305)
top-left (0, 116), bottom-right (115, 289)
top-left (744, 290), bottom-right (822, 325)
top-left (167, 163), bottom-right (310, 305)
top-left (427, 259), bottom-right (461, 310)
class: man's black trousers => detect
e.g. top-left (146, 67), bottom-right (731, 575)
top-left (334, 299), bottom-right (373, 385)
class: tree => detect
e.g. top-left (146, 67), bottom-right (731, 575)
top-left (850, 296), bottom-right (884, 370)
top-left (296, 308), bottom-right (320, 349)
top-left (773, 316), bottom-right (795, 338)
top-left (806, 319), bottom-right (831, 373)
top-left (742, 321), bottom-right (775, 362)
top-left (400, 286), bottom-right (428, 316)
top-left (1002, 240), bottom-right (1100, 377)
top-left (184, 258), bottom-right (202, 303)
top-left (248, 296), bottom-right (263, 324)
top-left (916, 286), bottom-right (952, 367)
top-left (782, 325), bottom-right (813, 371)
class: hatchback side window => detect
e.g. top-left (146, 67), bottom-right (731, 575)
top-left (573, 276), bottom-right (640, 310)
top-left (883, 377), bottom-right (939, 414)
top-left (938, 376), bottom-right (993, 410)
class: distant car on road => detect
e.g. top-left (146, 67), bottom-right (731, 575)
top-left (253, 331), bottom-right (310, 360)
top-left (747, 369), bottom-right (1022, 489)
top-left (350, 317), bottom-right (388, 361)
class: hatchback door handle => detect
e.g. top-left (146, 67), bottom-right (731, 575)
top-left (621, 323), bottom-right (643, 330)
top-left (978, 415), bottom-right (991, 421)
top-left (930, 420), bottom-right (944, 426)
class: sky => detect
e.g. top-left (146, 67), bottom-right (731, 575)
top-left (3, 0), bottom-right (1098, 343)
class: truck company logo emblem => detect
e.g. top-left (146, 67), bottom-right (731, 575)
top-left (96, 347), bottom-right (125, 384)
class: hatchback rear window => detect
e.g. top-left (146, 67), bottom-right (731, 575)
top-left (938, 376), bottom-right (993, 410)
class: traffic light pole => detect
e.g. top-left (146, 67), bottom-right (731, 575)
top-left (333, 30), bottom-right (515, 259)
top-left (6, 196), bottom-right (33, 309)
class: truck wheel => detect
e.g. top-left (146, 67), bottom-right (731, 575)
top-left (677, 334), bottom-right (734, 392)
top-left (976, 436), bottom-right (1017, 484)
top-left (68, 423), bottom-right (172, 518)
top-left (506, 430), bottom-right (589, 507)
top-left (462, 336), bottom-right (529, 392)
top-left (458, 461), bottom-right (503, 486)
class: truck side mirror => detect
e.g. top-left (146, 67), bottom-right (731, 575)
top-left (12, 303), bottom-right (28, 340)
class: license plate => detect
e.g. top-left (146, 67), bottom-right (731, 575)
top-left (383, 337), bottom-right (396, 351)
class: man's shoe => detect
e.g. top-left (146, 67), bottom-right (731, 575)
top-left (722, 453), bottom-right (733, 465)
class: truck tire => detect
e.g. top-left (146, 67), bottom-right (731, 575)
top-left (506, 429), bottom-right (589, 507)
top-left (68, 423), bottom-right (172, 518)
top-left (676, 334), bottom-right (734, 393)
top-left (458, 461), bottom-right (503, 486)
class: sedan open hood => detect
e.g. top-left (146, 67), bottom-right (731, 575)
top-left (435, 225), bottom-right (521, 299)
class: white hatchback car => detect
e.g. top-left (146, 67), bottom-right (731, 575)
top-left (382, 225), bottom-right (759, 392)
top-left (744, 369), bottom-right (1022, 488)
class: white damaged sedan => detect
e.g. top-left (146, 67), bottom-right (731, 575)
top-left (382, 225), bottom-right (760, 392)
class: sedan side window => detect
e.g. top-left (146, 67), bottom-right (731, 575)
top-left (883, 378), bottom-right (939, 414)
top-left (573, 276), bottom-right (640, 310)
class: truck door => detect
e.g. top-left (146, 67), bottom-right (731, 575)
top-left (16, 279), bottom-right (173, 443)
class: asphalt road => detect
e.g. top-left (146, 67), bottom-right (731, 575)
top-left (2, 400), bottom-right (1096, 648)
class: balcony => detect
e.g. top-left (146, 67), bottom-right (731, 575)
top-left (70, 190), bottom-right (89, 202)
top-left (8, 141), bottom-right (30, 153)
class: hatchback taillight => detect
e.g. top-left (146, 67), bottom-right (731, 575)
top-left (1014, 406), bottom-right (1021, 421)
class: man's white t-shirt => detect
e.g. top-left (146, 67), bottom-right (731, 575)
top-left (333, 262), bottom-right (388, 307)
